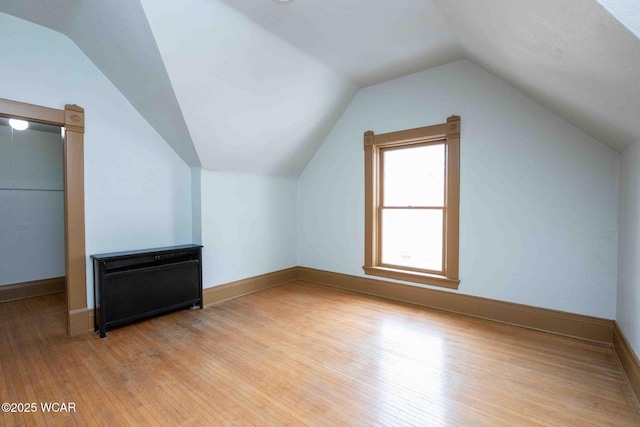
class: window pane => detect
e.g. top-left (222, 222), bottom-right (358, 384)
top-left (381, 209), bottom-right (443, 272)
top-left (383, 144), bottom-right (444, 207)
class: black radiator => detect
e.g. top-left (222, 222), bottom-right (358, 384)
top-left (91, 244), bottom-right (203, 338)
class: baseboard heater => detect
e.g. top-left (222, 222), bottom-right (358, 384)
top-left (91, 244), bottom-right (203, 338)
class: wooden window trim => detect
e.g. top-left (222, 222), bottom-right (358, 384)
top-left (363, 116), bottom-right (460, 290)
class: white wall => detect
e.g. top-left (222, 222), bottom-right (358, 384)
top-left (0, 13), bottom-right (192, 307)
top-left (200, 171), bottom-right (297, 288)
top-left (0, 12), bottom-right (622, 322)
top-left (0, 126), bottom-right (63, 190)
top-left (0, 126), bottom-right (64, 285)
top-left (617, 139), bottom-right (640, 355)
top-left (298, 60), bottom-right (620, 319)
top-left (191, 167), bottom-right (202, 245)
top-left (0, 190), bottom-right (65, 285)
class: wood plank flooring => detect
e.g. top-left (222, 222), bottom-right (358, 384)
top-left (1, 280), bottom-right (639, 426)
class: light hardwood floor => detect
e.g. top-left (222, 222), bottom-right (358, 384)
top-left (1, 280), bottom-right (639, 426)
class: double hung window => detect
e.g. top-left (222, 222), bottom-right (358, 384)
top-left (363, 116), bottom-right (461, 289)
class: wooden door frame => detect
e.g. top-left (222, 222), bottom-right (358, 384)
top-left (0, 98), bottom-right (87, 336)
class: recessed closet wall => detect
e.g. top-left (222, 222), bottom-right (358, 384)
top-left (0, 121), bottom-right (64, 286)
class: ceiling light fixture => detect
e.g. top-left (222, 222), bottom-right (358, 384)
top-left (9, 119), bottom-right (29, 131)
top-left (272, 0), bottom-right (294, 4)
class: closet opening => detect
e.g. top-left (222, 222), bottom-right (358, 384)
top-left (0, 117), bottom-right (66, 319)
top-left (0, 98), bottom-right (87, 336)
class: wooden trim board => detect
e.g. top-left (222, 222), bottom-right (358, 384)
top-left (613, 322), bottom-right (640, 405)
top-left (69, 307), bottom-right (92, 336)
top-left (63, 104), bottom-right (87, 336)
top-left (0, 277), bottom-right (65, 303)
top-left (204, 267), bottom-right (612, 344)
top-left (82, 268), bottom-right (299, 333)
top-left (84, 308), bottom-right (95, 333)
top-left (0, 98), bottom-right (65, 125)
top-left (204, 267), bottom-right (298, 307)
top-left (82, 265), bottom-right (614, 345)
top-left (80, 264), bottom-right (640, 407)
top-left (298, 267), bottom-right (613, 343)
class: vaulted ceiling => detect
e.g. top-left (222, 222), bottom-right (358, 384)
top-left (0, 0), bottom-right (200, 166)
top-left (1, 0), bottom-right (639, 175)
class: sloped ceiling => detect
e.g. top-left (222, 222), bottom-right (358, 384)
top-left (220, 0), bottom-right (640, 152)
top-left (216, 0), bottom-right (463, 87)
top-left (140, 0), bottom-right (358, 175)
top-left (2, 0), bottom-right (639, 174)
top-left (0, 0), bottom-right (200, 166)
top-left (437, 0), bottom-right (640, 150)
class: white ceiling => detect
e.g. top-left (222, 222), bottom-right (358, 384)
top-left (140, 0), bottom-right (357, 175)
top-left (1, 0), bottom-right (639, 174)
top-left (220, 0), bottom-right (640, 152)
top-left (437, 0), bottom-right (640, 151)
top-left (218, 0), bottom-right (464, 87)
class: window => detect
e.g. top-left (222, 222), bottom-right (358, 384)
top-left (363, 116), bottom-right (460, 289)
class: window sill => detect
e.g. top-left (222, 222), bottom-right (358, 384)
top-left (363, 266), bottom-right (460, 290)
